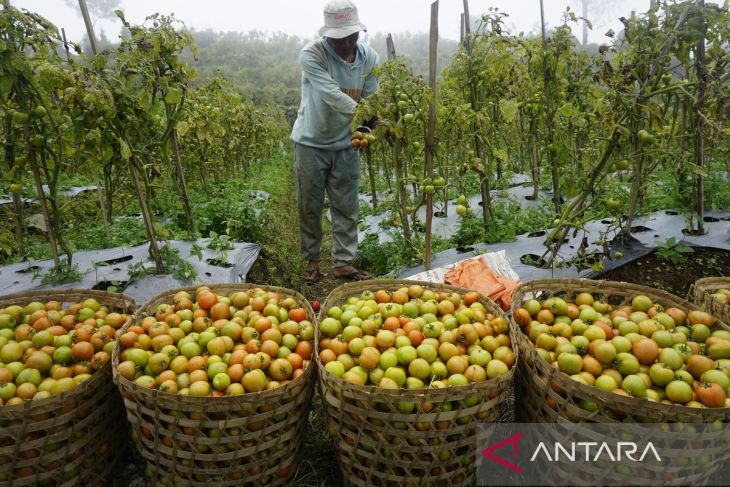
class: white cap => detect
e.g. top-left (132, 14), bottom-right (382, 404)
top-left (318, 0), bottom-right (367, 39)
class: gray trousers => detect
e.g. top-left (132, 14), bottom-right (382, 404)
top-left (294, 142), bottom-right (360, 267)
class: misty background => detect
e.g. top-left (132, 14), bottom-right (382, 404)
top-left (9, 0), bottom-right (652, 117)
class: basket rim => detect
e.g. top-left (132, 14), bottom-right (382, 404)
top-left (0, 289), bottom-right (135, 413)
top-left (693, 276), bottom-right (730, 291)
top-left (512, 278), bottom-right (730, 416)
top-left (314, 278), bottom-right (518, 396)
top-left (111, 282), bottom-right (315, 402)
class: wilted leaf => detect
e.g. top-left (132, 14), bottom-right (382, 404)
top-left (176, 121), bottom-right (189, 137)
top-left (118, 137), bottom-right (131, 161)
top-left (498, 99), bottom-right (518, 122)
top-left (165, 88), bottom-right (182, 105)
top-left (493, 148), bottom-right (508, 162)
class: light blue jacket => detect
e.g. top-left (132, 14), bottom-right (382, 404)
top-left (291, 38), bottom-right (379, 150)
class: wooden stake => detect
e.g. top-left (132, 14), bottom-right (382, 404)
top-left (463, 0), bottom-right (491, 231)
top-left (386, 35), bottom-right (412, 245)
top-left (78, 0), bottom-right (99, 55)
top-left (694, 0), bottom-right (706, 235)
top-left (171, 129), bottom-right (195, 235)
top-left (385, 34), bottom-right (396, 61)
top-left (365, 146), bottom-right (377, 211)
top-left (424, 0), bottom-right (438, 271)
top-left (62, 26), bottom-right (112, 238)
top-left (540, 0), bottom-right (560, 214)
top-left (28, 135), bottom-right (60, 266)
top-left (128, 159), bottom-right (164, 273)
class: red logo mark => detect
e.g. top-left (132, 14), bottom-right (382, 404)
top-left (481, 432), bottom-right (523, 474)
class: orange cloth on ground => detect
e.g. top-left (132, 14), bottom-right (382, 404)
top-left (443, 258), bottom-right (519, 311)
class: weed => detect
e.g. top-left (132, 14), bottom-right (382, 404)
top-left (35, 261), bottom-right (84, 285)
top-left (128, 244), bottom-right (198, 282)
top-left (656, 237), bottom-right (694, 265)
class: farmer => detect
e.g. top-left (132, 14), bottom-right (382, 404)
top-left (291, 0), bottom-right (380, 283)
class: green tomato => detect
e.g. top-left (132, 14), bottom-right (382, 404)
top-left (637, 129), bottom-right (654, 144)
top-left (11, 111), bottom-right (29, 125)
top-left (29, 135), bottom-right (45, 147)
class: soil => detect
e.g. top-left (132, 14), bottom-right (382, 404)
top-left (599, 246), bottom-right (730, 299)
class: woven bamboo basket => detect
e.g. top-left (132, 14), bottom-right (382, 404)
top-left (0, 289), bottom-right (135, 487)
top-left (512, 279), bottom-right (730, 485)
top-left (316, 280), bottom-right (517, 487)
top-left (111, 284), bottom-right (315, 487)
top-left (692, 277), bottom-right (730, 326)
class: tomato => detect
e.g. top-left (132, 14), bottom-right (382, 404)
top-left (11, 110), bottom-right (30, 125)
top-left (665, 380), bottom-right (693, 403)
top-left (700, 369), bottom-right (730, 391)
top-left (212, 373), bottom-right (231, 391)
top-left (0, 342), bottom-right (24, 362)
top-left (687, 355), bottom-right (714, 379)
top-left (242, 370), bottom-right (266, 392)
top-left (649, 363), bottom-right (675, 387)
top-left (117, 361), bottom-right (136, 381)
top-left (632, 338), bottom-right (659, 365)
top-left (592, 342), bottom-right (617, 364)
top-left (695, 382), bottom-right (725, 408)
top-left (134, 376), bottom-right (156, 389)
top-left (0, 382), bottom-right (16, 401)
top-left (621, 374), bottom-right (647, 397)
top-left (407, 358), bottom-right (430, 380)
top-left (189, 381), bottom-right (211, 397)
top-left (636, 129), bottom-right (654, 144)
top-left (319, 317), bottom-right (341, 338)
top-left (614, 352), bottom-right (640, 375)
top-left (269, 358), bottom-right (292, 381)
top-left (486, 360), bottom-right (509, 378)
top-left (126, 348), bottom-right (149, 367)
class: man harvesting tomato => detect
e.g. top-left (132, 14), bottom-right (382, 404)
top-left (291, 0), bottom-right (379, 283)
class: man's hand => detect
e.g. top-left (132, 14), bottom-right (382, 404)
top-left (362, 116), bottom-right (380, 129)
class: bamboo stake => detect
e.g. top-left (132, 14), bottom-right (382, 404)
top-left (128, 159), bottom-right (164, 273)
top-left (365, 146), bottom-right (377, 211)
top-left (78, 0), bottom-right (99, 55)
top-left (463, 0), bottom-right (491, 231)
top-left (385, 34), bottom-right (396, 61)
top-left (424, 0), bottom-right (438, 270)
top-left (694, 0), bottom-right (706, 235)
top-left (539, 0), bottom-right (560, 214)
top-left (386, 36), bottom-right (412, 244)
top-left (27, 134), bottom-right (60, 266)
top-left (171, 123), bottom-right (195, 235)
top-left (62, 26), bottom-right (112, 239)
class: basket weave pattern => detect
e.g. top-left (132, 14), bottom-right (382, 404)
top-left (316, 280), bottom-right (517, 487)
top-left (692, 277), bottom-right (730, 326)
top-left (111, 284), bottom-right (315, 487)
top-left (512, 279), bottom-right (730, 485)
top-left (0, 289), bottom-right (135, 487)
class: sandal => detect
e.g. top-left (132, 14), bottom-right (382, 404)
top-left (302, 262), bottom-right (322, 283)
top-left (333, 265), bottom-right (372, 281)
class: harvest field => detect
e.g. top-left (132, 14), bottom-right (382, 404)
top-left (1, 0), bottom-right (729, 486)
top-left (0, 1), bottom-right (728, 287)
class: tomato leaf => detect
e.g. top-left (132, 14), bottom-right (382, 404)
top-left (176, 121), bottom-right (189, 137)
top-left (118, 137), bottom-right (131, 161)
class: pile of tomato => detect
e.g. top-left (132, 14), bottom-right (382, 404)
top-left (514, 292), bottom-right (730, 409)
top-left (116, 286), bottom-right (314, 397)
top-left (318, 285), bottom-right (514, 394)
top-left (0, 299), bottom-right (127, 405)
